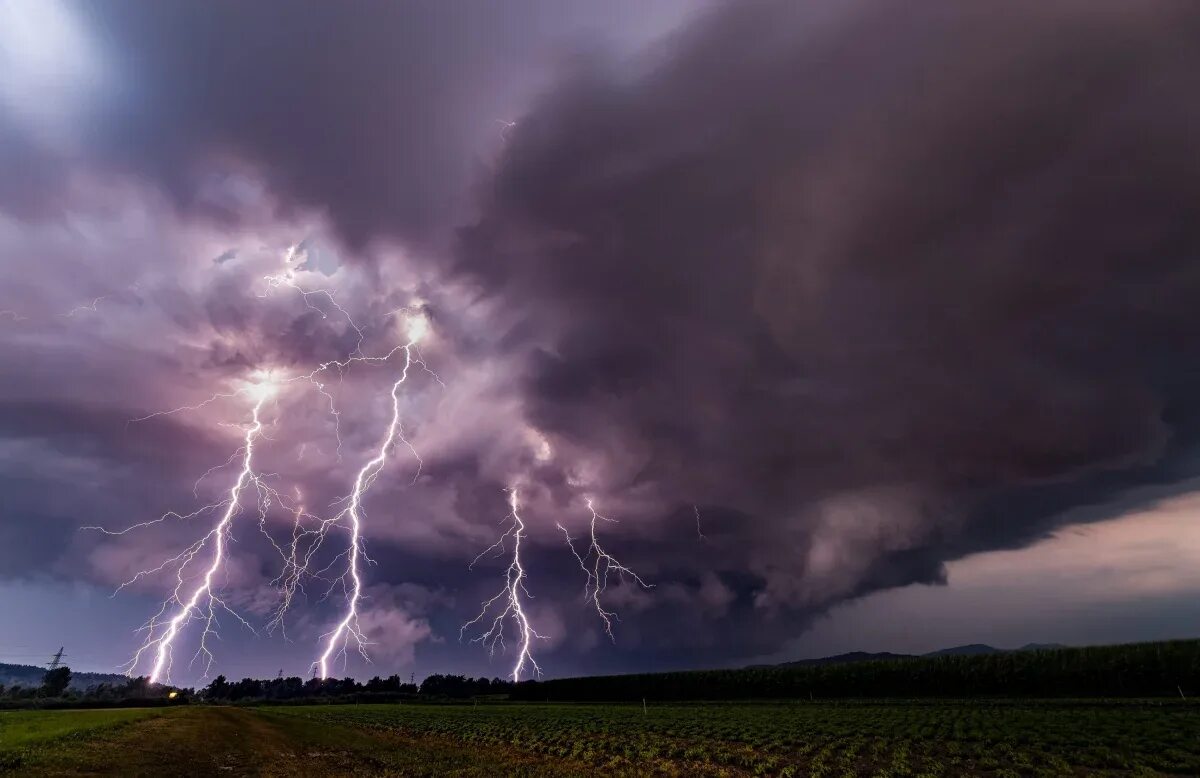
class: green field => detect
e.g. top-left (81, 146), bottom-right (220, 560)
top-left (2, 701), bottom-right (1198, 776)
top-left (0, 708), bottom-right (166, 769)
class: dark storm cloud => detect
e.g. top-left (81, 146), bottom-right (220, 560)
top-left (4, 0), bottom-right (699, 248)
top-left (5, 0), bottom-right (1200, 677)
top-left (457, 0), bottom-right (1200, 643)
top-left (0, 398), bottom-right (231, 577)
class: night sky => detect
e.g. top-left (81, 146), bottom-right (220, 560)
top-left (2, 0), bottom-right (1200, 685)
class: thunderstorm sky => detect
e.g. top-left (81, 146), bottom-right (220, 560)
top-left (2, 0), bottom-right (1200, 684)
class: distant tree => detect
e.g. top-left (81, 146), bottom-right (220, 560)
top-left (418, 674), bottom-right (512, 699)
top-left (42, 666), bottom-right (72, 696)
top-left (121, 676), bottom-right (151, 698)
top-left (264, 676), bottom-right (304, 700)
top-left (204, 675), bottom-right (230, 699)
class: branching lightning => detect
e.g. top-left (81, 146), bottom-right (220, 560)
top-left (311, 312), bottom-right (427, 678)
top-left (261, 245), bottom-right (365, 353)
top-left (104, 376), bottom-right (279, 683)
top-left (558, 499), bottom-right (653, 639)
top-left (81, 241), bottom-right (656, 684)
top-left (259, 245), bottom-right (369, 459)
top-left (91, 243), bottom-right (440, 683)
top-left (461, 488), bottom-right (545, 681)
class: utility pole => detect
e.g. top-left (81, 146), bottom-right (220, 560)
top-left (47, 647), bottom-right (66, 670)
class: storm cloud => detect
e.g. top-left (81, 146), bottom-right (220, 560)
top-left (2, 0), bottom-right (697, 246)
top-left (2, 0), bottom-right (1200, 678)
top-left (459, 0), bottom-right (1200, 628)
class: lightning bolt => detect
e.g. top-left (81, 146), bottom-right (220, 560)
top-left (254, 251), bottom-right (436, 671)
top-left (261, 244), bottom-right (365, 354)
top-left (496, 119), bottom-right (518, 141)
top-left (259, 244), bottom-right (368, 459)
top-left (106, 375), bottom-right (279, 683)
top-left (87, 239), bottom-right (658, 683)
top-left (0, 309), bottom-right (27, 322)
top-left (558, 498), bottom-right (653, 639)
top-left (461, 488), bottom-right (545, 682)
top-left (59, 295), bottom-right (108, 318)
top-left (263, 488), bottom-right (324, 642)
top-left (312, 312), bottom-right (427, 678)
top-left (99, 240), bottom-right (437, 683)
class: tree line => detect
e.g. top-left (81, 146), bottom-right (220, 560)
top-left (0, 667), bottom-right (174, 709)
top-left (510, 639), bottom-right (1200, 701)
top-left (198, 672), bottom-right (515, 701)
top-left (2, 666), bottom-right (518, 708)
top-left (11, 638), bottom-right (1197, 708)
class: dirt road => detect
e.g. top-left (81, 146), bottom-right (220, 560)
top-left (11, 706), bottom-right (574, 777)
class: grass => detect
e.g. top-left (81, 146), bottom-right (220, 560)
top-left (0, 706), bottom-right (582, 776)
top-left (3, 700), bottom-right (1199, 775)
top-left (0, 707), bottom-right (166, 769)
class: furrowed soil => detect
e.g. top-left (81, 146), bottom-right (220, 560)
top-left (3, 700), bottom-right (1199, 776)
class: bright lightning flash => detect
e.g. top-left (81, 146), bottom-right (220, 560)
top-left (119, 375), bottom-right (278, 684)
top-left (558, 499), bottom-right (653, 639)
top-left (461, 488), bottom-right (545, 682)
top-left (90, 241), bottom-right (442, 683)
top-left (313, 311), bottom-right (428, 678)
top-left (89, 239), bottom-right (655, 683)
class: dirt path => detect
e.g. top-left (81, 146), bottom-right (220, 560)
top-left (12, 706), bottom-right (583, 777)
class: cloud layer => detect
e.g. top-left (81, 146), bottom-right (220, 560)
top-left (2, 0), bottom-right (1200, 679)
top-left (458, 0), bottom-right (1200, 641)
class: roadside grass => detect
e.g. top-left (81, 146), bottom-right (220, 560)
top-left (0, 708), bottom-right (167, 769)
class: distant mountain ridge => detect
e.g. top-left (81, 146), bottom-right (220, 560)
top-left (775, 651), bottom-right (916, 667)
top-left (769, 642), bottom-right (1068, 668)
top-left (0, 662), bottom-right (128, 691)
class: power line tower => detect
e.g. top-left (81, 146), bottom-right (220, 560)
top-left (277, 668), bottom-right (284, 680)
top-left (47, 647), bottom-right (66, 670)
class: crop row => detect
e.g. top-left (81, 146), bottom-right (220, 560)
top-left (269, 701), bottom-right (1200, 775)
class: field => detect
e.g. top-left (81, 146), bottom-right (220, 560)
top-left (0, 708), bottom-right (164, 768)
top-left (2, 701), bottom-right (1199, 776)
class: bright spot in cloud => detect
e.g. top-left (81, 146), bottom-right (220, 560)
top-left (243, 369), bottom-right (283, 402)
top-left (404, 311), bottom-right (430, 344)
top-left (0, 0), bottom-right (110, 145)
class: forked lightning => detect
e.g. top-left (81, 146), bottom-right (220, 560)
top-left (461, 488), bottom-right (545, 681)
top-left (559, 498), bottom-right (653, 639)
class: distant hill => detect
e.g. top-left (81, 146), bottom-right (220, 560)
top-left (924, 644), bottom-right (1003, 657)
top-left (0, 662), bottom-right (128, 691)
top-left (922, 643), bottom-right (1067, 657)
top-left (775, 651), bottom-right (915, 668)
top-left (768, 642), bottom-right (1071, 668)
top-left (513, 638), bottom-right (1200, 702)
